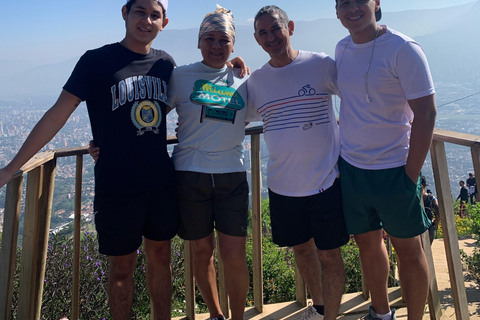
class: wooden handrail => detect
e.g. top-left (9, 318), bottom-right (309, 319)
top-left (0, 125), bottom-right (476, 320)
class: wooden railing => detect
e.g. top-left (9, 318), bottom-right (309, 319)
top-left (0, 126), bottom-right (476, 320)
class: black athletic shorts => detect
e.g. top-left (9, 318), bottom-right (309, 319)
top-left (94, 187), bottom-right (179, 256)
top-left (176, 171), bottom-right (249, 240)
top-left (268, 178), bottom-right (349, 250)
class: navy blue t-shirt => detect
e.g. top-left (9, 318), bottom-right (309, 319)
top-left (64, 43), bottom-right (176, 195)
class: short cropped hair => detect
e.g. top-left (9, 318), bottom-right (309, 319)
top-left (253, 5), bottom-right (289, 31)
top-left (125, 0), bottom-right (166, 17)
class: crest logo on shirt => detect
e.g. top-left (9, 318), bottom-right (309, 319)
top-left (131, 100), bottom-right (162, 135)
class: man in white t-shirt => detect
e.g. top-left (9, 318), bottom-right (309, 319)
top-left (246, 6), bottom-right (349, 320)
top-left (334, 1), bottom-right (437, 319)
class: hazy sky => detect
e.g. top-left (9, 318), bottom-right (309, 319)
top-left (0, 0), bottom-right (475, 64)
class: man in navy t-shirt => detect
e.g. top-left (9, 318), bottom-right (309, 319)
top-left (0, 1), bottom-right (178, 318)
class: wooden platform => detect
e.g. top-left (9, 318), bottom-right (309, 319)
top-left (173, 236), bottom-right (480, 320)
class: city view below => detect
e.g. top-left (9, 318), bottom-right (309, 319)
top-left (0, 82), bottom-right (478, 234)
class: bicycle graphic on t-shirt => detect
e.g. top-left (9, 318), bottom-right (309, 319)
top-left (298, 84), bottom-right (316, 96)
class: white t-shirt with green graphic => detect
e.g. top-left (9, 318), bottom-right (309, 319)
top-left (168, 62), bottom-right (248, 173)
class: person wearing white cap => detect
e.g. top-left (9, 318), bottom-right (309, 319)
top-left (0, 0), bottom-right (176, 319)
top-left (334, 0), bottom-right (437, 319)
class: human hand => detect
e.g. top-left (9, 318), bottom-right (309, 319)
top-left (404, 165), bottom-right (420, 186)
top-left (226, 56), bottom-right (250, 78)
top-left (88, 140), bottom-right (100, 163)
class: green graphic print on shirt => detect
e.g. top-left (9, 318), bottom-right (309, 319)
top-left (190, 79), bottom-right (245, 123)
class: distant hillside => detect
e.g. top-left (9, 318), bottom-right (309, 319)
top-left (417, 1), bottom-right (480, 82)
top-left (0, 1), bottom-right (477, 102)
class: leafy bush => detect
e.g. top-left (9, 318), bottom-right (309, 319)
top-left (4, 198), bottom-right (371, 319)
top-left (459, 203), bottom-right (480, 281)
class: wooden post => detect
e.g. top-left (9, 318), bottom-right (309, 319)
top-left (430, 141), bottom-right (469, 320)
top-left (361, 267), bottom-right (370, 300)
top-left (33, 160), bottom-right (56, 317)
top-left (17, 159), bottom-right (56, 319)
top-left (421, 229), bottom-right (442, 320)
top-left (251, 133), bottom-right (264, 313)
top-left (294, 259), bottom-right (307, 307)
top-left (72, 155), bottom-right (83, 320)
top-left (0, 175), bottom-right (24, 320)
top-left (184, 240), bottom-right (196, 320)
top-left (471, 146), bottom-right (480, 189)
top-left (17, 166), bottom-right (43, 319)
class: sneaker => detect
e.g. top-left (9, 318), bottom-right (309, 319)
top-left (294, 305), bottom-right (324, 320)
top-left (364, 306), bottom-right (397, 320)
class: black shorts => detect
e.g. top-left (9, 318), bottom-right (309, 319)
top-left (268, 178), bottom-right (349, 250)
top-left (176, 171), bottom-right (249, 240)
top-left (94, 187), bottom-right (179, 256)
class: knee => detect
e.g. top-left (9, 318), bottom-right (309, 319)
top-left (220, 249), bottom-right (246, 268)
top-left (317, 248), bottom-right (344, 268)
top-left (192, 242), bottom-right (215, 262)
top-left (293, 239), bottom-right (316, 257)
top-left (145, 243), bottom-right (171, 267)
top-left (109, 259), bottom-right (136, 281)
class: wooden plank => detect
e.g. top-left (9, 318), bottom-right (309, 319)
top-left (421, 230), bottom-right (442, 320)
top-left (17, 166), bottom-right (43, 319)
top-left (471, 147), bottom-right (480, 189)
top-left (361, 267), bottom-right (370, 300)
top-left (251, 134), bottom-right (263, 313)
top-left (32, 159), bottom-right (56, 319)
top-left (184, 240), bottom-right (196, 320)
top-left (430, 141), bottom-right (469, 320)
top-left (433, 128), bottom-right (480, 147)
top-left (216, 235), bottom-right (229, 319)
top-left (18, 151), bottom-right (55, 176)
top-left (294, 259), bottom-right (307, 307)
top-left (0, 176), bottom-right (24, 320)
top-left (53, 146), bottom-right (89, 158)
top-left (72, 155), bottom-right (83, 320)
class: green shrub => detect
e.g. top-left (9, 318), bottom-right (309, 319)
top-left (4, 197), bottom-right (371, 318)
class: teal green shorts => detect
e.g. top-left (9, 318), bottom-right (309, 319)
top-left (339, 157), bottom-right (431, 238)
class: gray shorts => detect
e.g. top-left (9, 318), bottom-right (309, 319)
top-left (268, 178), bottom-right (349, 250)
top-left (176, 171), bottom-right (249, 240)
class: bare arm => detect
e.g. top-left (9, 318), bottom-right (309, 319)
top-left (0, 90), bottom-right (81, 187)
top-left (405, 94), bottom-right (437, 183)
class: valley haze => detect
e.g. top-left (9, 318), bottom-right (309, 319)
top-left (0, 1), bottom-right (479, 206)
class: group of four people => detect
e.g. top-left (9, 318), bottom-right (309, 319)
top-left (0, 0), bottom-right (437, 320)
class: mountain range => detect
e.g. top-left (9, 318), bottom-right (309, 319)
top-left (0, 1), bottom-right (478, 102)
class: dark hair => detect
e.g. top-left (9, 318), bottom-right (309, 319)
top-left (125, 0), bottom-right (166, 18)
top-left (254, 5), bottom-right (289, 31)
top-left (460, 180), bottom-right (465, 184)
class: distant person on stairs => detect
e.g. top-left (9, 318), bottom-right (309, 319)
top-left (466, 172), bottom-right (477, 205)
top-left (421, 176), bottom-right (440, 245)
top-left (457, 180), bottom-right (469, 218)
